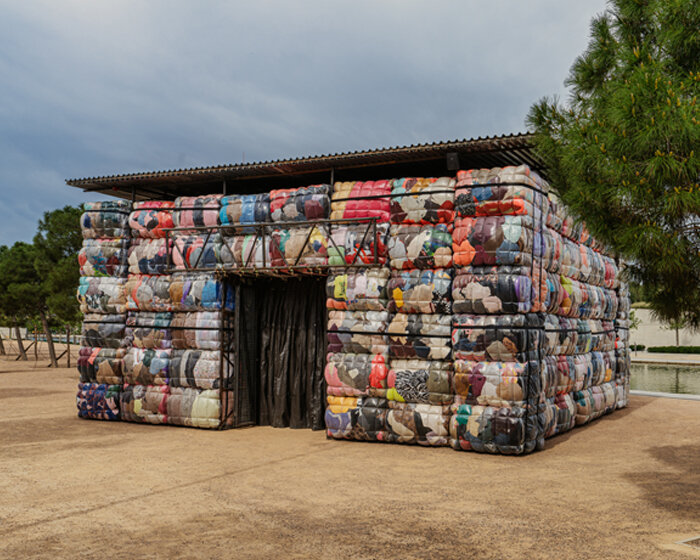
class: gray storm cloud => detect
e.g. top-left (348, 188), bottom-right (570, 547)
top-left (0, 0), bottom-right (608, 245)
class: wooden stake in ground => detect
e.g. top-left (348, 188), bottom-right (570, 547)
top-left (0, 332), bottom-right (5, 356)
top-left (66, 326), bottom-right (71, 368)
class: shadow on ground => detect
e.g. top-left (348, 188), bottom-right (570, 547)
top-left (626, 444), bottom-right (700, 522)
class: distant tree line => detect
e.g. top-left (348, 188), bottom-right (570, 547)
top-left (0, 206), bottom-right (82, 365)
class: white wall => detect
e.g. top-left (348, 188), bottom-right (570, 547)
top-left (630, 309), bottom-right (700, 348)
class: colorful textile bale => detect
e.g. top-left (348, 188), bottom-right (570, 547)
top-left (326, 269), bottom-right (390, 311)
top-left (128, 238), bottom-right (171, 275)
top-left (389, 177), bottom-right (455, 225)
top-left (387, 223), bottom-right (453, 270)
top-left (80, 313), bottom-right (126, 349)
top-left (174, 195), bottom-right (222, 228)
top-left (331, 180), bottom-right (391, 222)
top-left (328, 222), bottom-right (389, 266)
top-left (80, 201), bottom-right (131, 239)
top-left (77, 276), bottom-right (127, 314)
top-left (220, 193), bottom-right (270, 228)
top-left (270, 185), bottom-right (330, 222)
top-left (125, 312), bottom-right (172, 349)
top-left (128, 201), bottom-right (175, 238)
top-left (387, 268), bottom-right (452, 314)
top-left (387, 313), bottom-right (451, 360)
top-left (78, 347), bottom-right (125, 384)
top-left (79, 238), bottom-right (129, 277)
top-left (76, 383), bottom-right (121, 420)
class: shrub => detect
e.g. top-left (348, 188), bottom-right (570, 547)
top-left (647, 346), bottom-right (700, 354)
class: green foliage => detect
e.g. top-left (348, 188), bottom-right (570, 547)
top-left (630, 344), bottom-right (646, 351)
top-left (0, 241), bottom-right (42, 325)
top-left (33, 206), bottom-right (83, 326)
top-left (527, 0), bottom-right (700, 327)
top-left (647, 345), bottom-right (700, 353)
top-left (629, 309), bottom-right (641, 330)
top-left (0, 205), bottom-right (83, 330)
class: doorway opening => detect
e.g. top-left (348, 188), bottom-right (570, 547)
top-left (231, 276), bottom-right (327, 429)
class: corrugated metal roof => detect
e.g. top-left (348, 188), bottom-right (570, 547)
top-left (65, 132), bottom-right (541, 200)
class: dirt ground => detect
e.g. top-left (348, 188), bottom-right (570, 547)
top-left (1, 361), bottom-right (699, 560)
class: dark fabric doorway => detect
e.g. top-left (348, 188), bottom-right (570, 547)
top-left (235, 277), bottom-right (326, 430)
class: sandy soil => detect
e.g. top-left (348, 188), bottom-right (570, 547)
top-left (1, 360), bottom-right (699, 559)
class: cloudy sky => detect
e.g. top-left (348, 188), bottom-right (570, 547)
top-left (0, 0), bottom-right (608, 245)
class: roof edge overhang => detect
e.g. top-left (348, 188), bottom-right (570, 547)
top-left (65, 132), bottom-right (541, 200)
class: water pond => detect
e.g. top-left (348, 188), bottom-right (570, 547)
top-left (630, 363), bottom-right (700, 395)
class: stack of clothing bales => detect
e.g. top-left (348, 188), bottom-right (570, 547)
top-left (268, 185), bottom-right (330, 269)
top-left (324, 180), bottom-right (393, 439)
top-left (76, 200), bottom-right (132, 420)
top-left (381, 177), bottom-right (455, 446)
top-left (171, 195), bottom-right (223, 271)
top-left (541, 192), bottom-right (620, 437)
top-left (328, 181), bottom-right (391, 266)
top-left (120, 198), bottom-right (234, 428)
top-left (450, 166), bottom-right (549, 454)
top-left (614, 279), bottom-right (631, 407)
top-left (219, 193), bottom-right (270, 268)
top-left (121, 272), bottom-right (234, 427)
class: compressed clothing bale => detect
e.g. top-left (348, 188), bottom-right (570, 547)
top-left (125, 274), bottom-right (173, 312)
top-left (170, 350), bottom-right (224, 390)
top-left (326, 310), bottom-right (389, 354)
top-left (326, 268), bottom-right (389, 311)
top-left (544, 315), bottom-right (579, 356)
top-left (170, 311), bottom-right (223, 350)
top-left (452, 266), bottom-right (541, 315)
top-left (453, 215), bottom-right (537, 267)
top-left (123, 348), bottom-right (170, 385)
top-left (77, 276), bottom-right (127, 314)
top-left (551, 392), bottom-right (577, 435)
top-left (80, 313), bottom-right (126, 348)
top-left (125, 312), bottom-right (172, 349)
top-left (80, 201), bottom-right (131, 239)
top-left (452, 360), bottom-right (541, 407)
top-left (174, 195), bottom-right (222, 228)
top-left (78, 347), bottom-right (125, 384)
top-left (454, 165), bottom-right (548, 218)
top-left (324, 395), bottom-right (358, 439)
top-left (128, 238), bottom-right (171, 275)
top-left (120, 384), bottom-right (169, 424)
top-left (220, 193), bottom-right (271, 229)
top-left (324, 352), bottom-right (388, 397)
top-left (169, 273), bottom-right (235, 312)
top-left (389, 177), bottom-right (455, 225)
top-left (452, 314), bottom-right (543, 363)
top-left (387, 313), bottom-right (451, 360)
top-left (219, 235), bottom-right (269, 268)
top-left (386, 359), bottom-right (452, 405)
top-left (574, 383), bottom-right (617, 425)
top-left (387, 223), bottom-right (453, 270)
top-left (449, 402), bottom-right (542, 455)
top-left (79, 238), bottom-right (129, 277)
top-left (270, 184), bottom-right (330, 222)
top-left (387, 268), bottom-right (453, 314)
top-left (328, 222), bottom-right (389, 266)
top-left (348, 398), bottom-right (451, 446)
top-left (172, 233), bottom-right (221, 270)
top-left (128, 201), bottom-right (175, 238)
top-left (330, 180), bottom-right (392, 222)
top-left (268, 226), bottom-right (328, 268)
top-left (167, 387), bottom-right (224, 428)
top-left (76, 382), bottom-right (121, 420)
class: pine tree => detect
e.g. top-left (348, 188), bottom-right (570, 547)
top-left (527, 0), bottom-right (700, 326)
